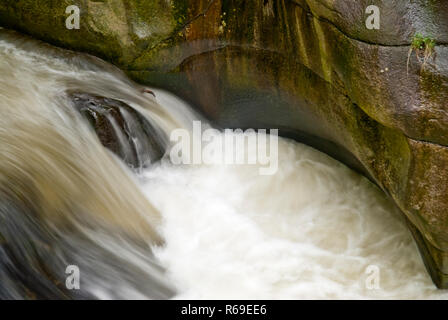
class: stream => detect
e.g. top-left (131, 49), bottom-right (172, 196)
top-left (0, 30), bottom-right (446, 300)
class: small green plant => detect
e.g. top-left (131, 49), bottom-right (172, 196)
top-left (407, 33), bottom-right (436, 74)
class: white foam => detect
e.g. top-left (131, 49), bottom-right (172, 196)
top-left (142, 136), bottom-right (448, 299)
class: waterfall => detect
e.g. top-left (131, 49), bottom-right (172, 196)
top-left (0, 29), bottom-right (447, 299)
top-left (0, 30), bottom-right (179, 299)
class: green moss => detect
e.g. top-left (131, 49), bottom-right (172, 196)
top-left (408, 33), bottom-right (436, 73)
top-left (411, 33), bottom-right (436, 51)
top-left (171, 0), bottom-right (189, 27)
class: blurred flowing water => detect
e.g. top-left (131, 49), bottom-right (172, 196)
top-left (0, 30), bottom-right (446, 299)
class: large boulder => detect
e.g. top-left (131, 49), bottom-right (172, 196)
top-left (2, 0), bottom-right (448, 287)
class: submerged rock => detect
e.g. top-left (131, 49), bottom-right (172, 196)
top-left (70, 92), bottom-right (164, 169)
top-left (2, 0), bottom-right (448, 288)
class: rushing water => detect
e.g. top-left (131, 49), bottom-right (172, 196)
top-left (0, 29), bottom-right (447, 299)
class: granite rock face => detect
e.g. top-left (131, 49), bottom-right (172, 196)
top-left (1, 0), bottom-right (448, 287)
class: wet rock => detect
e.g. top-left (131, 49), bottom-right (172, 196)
top-left (2, 0), bottom-right (448, 288)
top-left (70, 92), bottom-right (164, 169)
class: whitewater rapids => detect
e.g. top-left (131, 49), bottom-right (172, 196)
top-left (0, 29), bottom-right (446, 299)
top-left (144, 99), bottom-right (448, 299)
